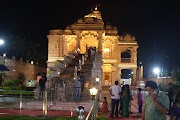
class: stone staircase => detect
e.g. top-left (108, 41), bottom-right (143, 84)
top-left (51, 54), bottom-right (93, 102)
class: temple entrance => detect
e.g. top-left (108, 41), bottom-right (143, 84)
top-left (80, 37), bottom-right (98, 54)
top-left (121, 69), bottom-right (132, 85)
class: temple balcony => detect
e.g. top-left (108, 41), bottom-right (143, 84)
top-left (121, 58), bottom-right (131, 63)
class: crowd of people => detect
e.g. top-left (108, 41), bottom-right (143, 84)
top-left (101, 80), bottom-right (180, 120)
top-left (108, 80), bottom-right (133, 118)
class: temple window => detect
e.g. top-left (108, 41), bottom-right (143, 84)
top-left (104, 72), bottom-right (111, 86)
top-left (104, 48), bottom-right (110, 58)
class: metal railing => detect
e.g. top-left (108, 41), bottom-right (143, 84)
top-left (0, 85), bottom-right (75, 116)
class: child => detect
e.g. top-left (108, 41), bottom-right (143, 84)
top-left (137, 88), bottom-right (143, 113)
top-left (101, 97), bottom-right (108, 113)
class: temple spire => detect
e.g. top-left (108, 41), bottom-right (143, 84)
top-left (95, 4), bottom-right (100, 11)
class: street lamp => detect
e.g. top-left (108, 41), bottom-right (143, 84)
top-left (0, 39), bottom-right (4, 45)
top-left (89, 87), bottom-right (98, 120)
top-left (89, 87), bottom-right (98, 100)
top-left (153, 67), bottom-right (160, 78)
top-left (95, 76), bottom-right (100, 84)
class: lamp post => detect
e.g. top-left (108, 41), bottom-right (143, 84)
top-left (153, 67), bottom-right (164, 89)
top-left (89, 87), bottom-right (98, 100)
top-left (0, 39), bottom-right (4, 45)
top-left (153, 67), bottom-right (160, 78)
top-left (89, 87), bottom-right (98, 120)
top-left (95, 76), bottom-right (100, 84)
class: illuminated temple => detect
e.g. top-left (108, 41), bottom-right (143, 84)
top-left (46, 8), bottom-right (143, 92)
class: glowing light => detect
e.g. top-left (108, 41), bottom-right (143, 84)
top-left (0, 39), bottom-right (4, 45)
top-left (153, 67), bottom-right (160, 74)
top-left (96, 76), bottom-right (100, 82)
top-left (95, 7), bottom-right (97, 11)
top-left (104, 48), bottom-right (110, 52)
top-left (89, 87), bottom-right (98, 96)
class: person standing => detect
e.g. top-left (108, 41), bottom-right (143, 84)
top-left (74, 71), bottom-right (81, 102)
top-left (137, 88), bottom-right (143, 113)
top-left (142, 80), bottom-right (169, 120)
top-left (109, 80), bottom-right (121, 118)
top-left (38, 74), bottom-right (46, 101)
top-left (80, 71), bottom-right (85, 92)
top-left (167, 83), bottom-right (175, 115)
top-left (101, 97), bottom-right (108, 114)
top-left (36, 73), bottom-right (42, 100)
top-left (121, 84), bottom-right (130, 118)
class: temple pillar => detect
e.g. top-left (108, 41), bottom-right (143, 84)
top-left (132, 68), bottom-right (137, 86)
top-left (97, 31), bottom-right (103, 52)
top-left (116, 68), bottom-right (121, 83)
top-left (76, 31), bottom-right (81, 50)
top-left (139, 65), bottom-right (143, 81)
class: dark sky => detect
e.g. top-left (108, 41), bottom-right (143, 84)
top-left (0, 1), bottom-right (180, 77)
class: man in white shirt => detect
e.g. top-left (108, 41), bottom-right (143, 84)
top-left (109, 80), bottom-right (121, 118)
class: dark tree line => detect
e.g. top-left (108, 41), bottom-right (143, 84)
top-left (2, 33), bottom-right (47, 67)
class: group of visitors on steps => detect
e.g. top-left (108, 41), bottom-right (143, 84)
top-left (86, 45), bottom-right (96, 61)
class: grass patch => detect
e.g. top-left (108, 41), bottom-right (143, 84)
top-left (0, 115), bottom-right (78, 120)
top-left (1, 90), bottom-right (34, 97)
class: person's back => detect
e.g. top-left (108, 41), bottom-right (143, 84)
top-left (75, 78), bottom-right (81, 88)
top-left (109, 80), bottom-right (121, 118)
top-left (39, 78), bottom-right (45, 89)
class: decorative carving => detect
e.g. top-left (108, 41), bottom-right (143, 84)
top-left (124, 34), bottom-right (131, 41)
top-left (119, 34), bottom-right (136, 41)
top-left (103, 37), bottom-right (116, 44)
top-left (121, 47), bottom-right (133, 53)
top-left (81, 31), bottom-right (98, 38)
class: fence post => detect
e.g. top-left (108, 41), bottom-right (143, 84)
top-left (50, 88), bottom-right (53, 105)
top-left (19, 91), bottom-right (22, 115)
top-left (43, 90), bottom-right (47, 117)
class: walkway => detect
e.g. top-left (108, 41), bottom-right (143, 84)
top-left (0, 96), bottom-right (171, 120)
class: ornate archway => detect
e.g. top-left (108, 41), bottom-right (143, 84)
top-left (80, 31), bottom-right (98, 53)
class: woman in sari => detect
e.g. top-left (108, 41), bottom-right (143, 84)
top-left (121, 84), bottom-right (130, 118)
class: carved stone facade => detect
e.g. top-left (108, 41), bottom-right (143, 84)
top-left (47, 9), bottom-right (143, 88)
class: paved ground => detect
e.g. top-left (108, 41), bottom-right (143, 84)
top-left (0, 91), bottom-right (171, 120)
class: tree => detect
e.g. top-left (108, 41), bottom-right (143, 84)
top-left (171, 67), bottom-right (180, 85)
top-left (6, 33), bottom-right (47, 67)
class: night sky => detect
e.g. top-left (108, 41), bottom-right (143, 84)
top-left (0, 1), bottom-right (180, 77)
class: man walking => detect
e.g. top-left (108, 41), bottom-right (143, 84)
top-left (109, 80), bottom-right (121, 118)
top-left (142, 80), bottom-right (169, 120)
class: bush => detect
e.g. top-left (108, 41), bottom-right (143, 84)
top-left (97, 116), bottom-right (109, 120)
top-left (3, 79), bottom-right (23, 90)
